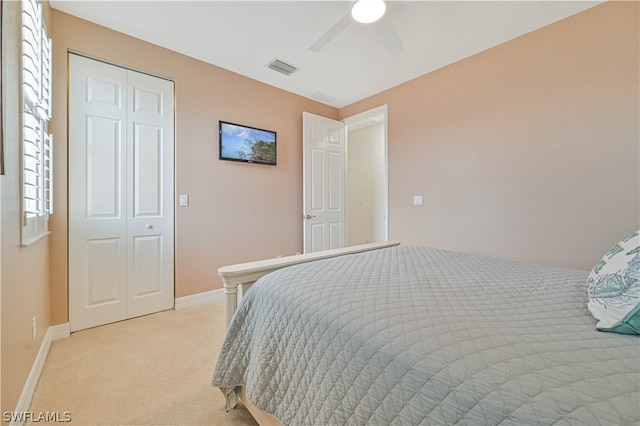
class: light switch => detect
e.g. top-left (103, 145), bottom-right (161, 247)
top-left (179, 194), bottom-right (189, 206)
top-left (413, 195), bottom-right (423, 206)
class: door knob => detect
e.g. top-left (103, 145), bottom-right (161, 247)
top-left (305, 214), bottom-right (316, 220)
top-left (146, 224), bottom-right (153, 229)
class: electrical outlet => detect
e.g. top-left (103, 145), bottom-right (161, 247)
top-left (32, 316), bottom-right (37, 339)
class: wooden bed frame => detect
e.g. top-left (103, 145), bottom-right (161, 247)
top-left (217, 241), bottom-right (400, 424)
top-left (218, 241), bottom-right (400, 327)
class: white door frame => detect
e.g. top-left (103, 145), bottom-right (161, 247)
top-left (342, 105), bottom-right (389, 244)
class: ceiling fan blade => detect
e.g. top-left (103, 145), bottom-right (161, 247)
top-left (374, 15), bottom-right (405, 56)
top-left (308, 11), bottom-right (353, 52)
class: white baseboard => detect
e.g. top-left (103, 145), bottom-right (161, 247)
top-left (48, 322), bottom-right (71, 341)
top-left (174, 288), bottom-right (224, 310)
top-left (11, 323), bottom-right (70, 426)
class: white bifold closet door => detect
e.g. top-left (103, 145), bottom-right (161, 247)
top-left (68, 54), bottom-right (175, 332)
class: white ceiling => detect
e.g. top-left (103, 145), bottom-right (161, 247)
top-left (49, 0), bottom-right (602, 108)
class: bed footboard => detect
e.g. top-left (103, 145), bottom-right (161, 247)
top-left (218, 241), bottom-right (400, 328)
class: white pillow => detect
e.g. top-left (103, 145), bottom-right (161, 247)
top-left (586, 230), bottom-right (640, 335)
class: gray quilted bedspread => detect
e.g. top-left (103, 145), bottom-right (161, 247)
top-left (211, 246), bottom-right (640, 425)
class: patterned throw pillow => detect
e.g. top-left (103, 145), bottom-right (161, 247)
top-left (586, 230), bottom-right (640, 335)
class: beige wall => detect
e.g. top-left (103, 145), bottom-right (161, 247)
top-left (1, 0), bottom-right (52, 417)
top-left (49, 10), bottom-right (337, 325)
top-left (340, 1), bottom-right (639, 270)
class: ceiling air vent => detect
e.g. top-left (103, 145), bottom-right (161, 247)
top-left (310, 92), bottom-right (335, 104)
top-left (268, 59), bottom-right (297, 76)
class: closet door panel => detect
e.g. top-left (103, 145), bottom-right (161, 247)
top-left (85, 116), bottom-right (122, 218)
top-left (69, 55), bottom-right (128, 332)
top-left (126, 69), bottom-right (175, 319)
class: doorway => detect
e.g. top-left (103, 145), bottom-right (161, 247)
top-left (343, 105), bottom-right (388, 246)
top-left (302, 106), bottom-right (388, 252)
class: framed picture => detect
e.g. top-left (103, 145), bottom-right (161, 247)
top-left (219, 121), bottom-right (276, 166)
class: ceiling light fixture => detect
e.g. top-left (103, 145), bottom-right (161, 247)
top-left (351, 0), bottom-right (387, 24)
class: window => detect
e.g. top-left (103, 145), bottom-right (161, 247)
top-left (21, 0), bottom-right (52, 245)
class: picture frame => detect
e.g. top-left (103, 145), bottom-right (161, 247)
top-left (219, 120), bottom-right (276, 166)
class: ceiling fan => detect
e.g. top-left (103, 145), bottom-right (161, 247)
top-left (308, 0), bottom-right (405, 56)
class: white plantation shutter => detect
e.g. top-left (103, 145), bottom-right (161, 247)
top-left (22, 111), bottom-right (42, 215)
top-left (40, 31), bottom-right (52, 119)
top-left (21, 0), bottom-right (40, 105)
top-left (21, 0), bottom-right (52, 244)
top-left (43, 132), bottom-right (53, 213)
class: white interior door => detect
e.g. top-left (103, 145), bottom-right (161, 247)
top-left (69, 56), bottom-right (128, 331)
top-left (69, 54), bottom-right (174, 332)
top-left (125, 68), bottom-right (174, 318)
top-left (302, 112), bottom-right (346, 253)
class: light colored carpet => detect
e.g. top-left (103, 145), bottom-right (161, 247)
top-left (27, 301), bottom-right (257, 425)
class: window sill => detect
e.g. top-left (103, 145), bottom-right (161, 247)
top-left (21, 231), bottom-right (51, 248)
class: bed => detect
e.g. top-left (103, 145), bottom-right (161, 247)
top-left (212, 243), bottom-right (639, 425)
